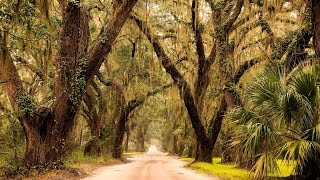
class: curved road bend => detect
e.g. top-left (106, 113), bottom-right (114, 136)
top-left (82, 152), bottom-right (219, 180)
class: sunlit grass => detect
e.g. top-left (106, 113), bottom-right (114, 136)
top-left (181, 157), bottom-right (251, 180)
top-left (181, 157), bottom-right (295, 180)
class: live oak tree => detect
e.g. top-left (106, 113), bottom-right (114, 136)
top-left (131, 0), bottom-right (264, 162)
top-left (0, 0), bottom-right (138, 166)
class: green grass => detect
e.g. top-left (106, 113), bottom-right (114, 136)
top-left (181, 157), bottom-right (295, 180)
top-left (64, 147), bottom-right (113, 166)
top-left (181, 157), bottom-right (251, 180)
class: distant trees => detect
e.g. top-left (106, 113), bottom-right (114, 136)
top-left (112, 82), bottom-right (172, 158)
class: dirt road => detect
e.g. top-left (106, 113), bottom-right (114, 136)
top-left (82, 152), bottom-right (218, 180)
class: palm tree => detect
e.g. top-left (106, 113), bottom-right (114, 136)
top-left (228, 66), bottom-right (320, 179)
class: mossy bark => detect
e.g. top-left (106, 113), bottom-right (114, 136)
top-left (0, 0), bottom-right (138, 166)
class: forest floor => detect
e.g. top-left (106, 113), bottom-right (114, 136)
top-left (0, 158), bottom-right (124, 180)
top-left (181, 157), bottom-right (295, 180)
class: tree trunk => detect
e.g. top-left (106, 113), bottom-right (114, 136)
top-left (313, 0), bottom-right (320, 58)
top-left (83, 86), bottom-right (103, 156)
top-left (221, 137), bottom-right (234, 163)
top-left (195, 142), bottom-right (213, 163)
top-left (112, 104), bottom-right (127, 158)
top-left (178, 141), bottom-right (184, 156)
top-left (0, 0), bottom-right (138, 167)
top-left (172, 135), bottom-right (178, 154)
top-left (139, 136), bottom-right (145, 152)
top-left (132, 0), bottom-right (243, 163)
top-left (21, 108), bottom-right (65, 166)
top-left (112, 84), bottom-right (172, 158)
top-left (24, 133), bottom-right (62, 167)
top-left (124, 128), bottom-right (129, 152)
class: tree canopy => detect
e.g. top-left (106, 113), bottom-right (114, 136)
top-left (0, 0), bottom-right (320, 179)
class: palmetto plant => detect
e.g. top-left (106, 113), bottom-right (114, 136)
top-left (228, 66), bottom-right (320, 179)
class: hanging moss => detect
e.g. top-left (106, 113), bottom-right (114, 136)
top-left (35, 68), bottom-right (44, 79)
top-left (212, 0), bottom-right (225, 11)
top-left (224, 82), bottom-right (240, 98)
top-left (214, 24), bottom-right (226, 40)
top-left (258, 19), bottom-right (271, 34)
top-left (18, 2), bottom-right (35, 26)
top-left (16, 94), bottom-right (36, 117)
top-left (271, 32), bottom-right (296, 61)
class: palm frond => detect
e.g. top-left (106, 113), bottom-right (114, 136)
top-left (246, 67), bottom-right (283, 109)
top-left (278, 90), bottom-right (313, 129)
top-left (228, 107), bottom-right (258, 124)
top-left (251, 153), bottom-right (280, 180)
top-left (303, 123), bottom-right (320, 142)
top-left (281, 139), bottom-right (320, 175)
top-left (291, 72), bottom-right (318, 105)
top-left (240, 123), bottom-right (277, 158)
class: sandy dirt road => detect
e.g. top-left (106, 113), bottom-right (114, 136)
top-left (82, 152), bottom-right (218, 180)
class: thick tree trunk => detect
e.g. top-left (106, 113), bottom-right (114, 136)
top-left (313, 0), bottom-right (320, 58)
top-left (20, 108), bottom-right (64, 166)
top-left (112, 104), bottom-right (127, 158)
top-left (195, 142), bottom-right (213, 163)
top-left (24, 128), bottom-right (63, 166)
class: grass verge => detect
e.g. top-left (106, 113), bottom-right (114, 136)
top-left (181, 157), bottom-right (295, 180)
top-left (64, 147), bottom-right (114, 166)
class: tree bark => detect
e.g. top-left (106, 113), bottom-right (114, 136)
top-left (124, 128), bottom-right (129, 152)
top-left (0, 0), bottom-right (138, 166)
top-left (83, 85), bottom-right (104, 156)
top-left (313, 0), bottom-right (320, 58)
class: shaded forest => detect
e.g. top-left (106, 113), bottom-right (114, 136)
top-left (0, 0), bottom-right (320, 179)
